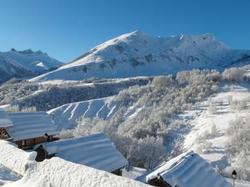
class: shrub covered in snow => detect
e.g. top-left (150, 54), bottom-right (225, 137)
top-left (1, 78), bottom-right (149, 111)
top-left (226, 117), bottom-right (250, 180)
top-left (222, 67), bottom-right (245, 82)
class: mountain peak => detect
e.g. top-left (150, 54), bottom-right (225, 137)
top-left (31, 31), bottom-right (247, 82)
top-left (8, 48), bottom-right (47, 55)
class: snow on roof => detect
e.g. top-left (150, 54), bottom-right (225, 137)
top-left (0, 140), bottom-right (37, 175)
top-left (6, 157), bottom-right (150, 187)
top-left (145, 151), bottom-right (231, 187)
top-left (42, 133), bottom-right (128, 172)
top-left (7, 112), bottom-right (59, 141)
top-left (0, 110), bottom-right (13, 128)
top-left (0, 139), bottom-right (148, 187)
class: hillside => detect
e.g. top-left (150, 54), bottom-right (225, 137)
top-left (31, 31), bottom-right (250, 81)
top-left (48, 68), bottom-right (250, 181)
top-left (0, 49), bottom-right (62, 83)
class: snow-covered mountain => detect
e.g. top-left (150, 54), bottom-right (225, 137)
top-left (31, 31), bottom-right (250, 81)
top-left (0, 49), bottom-right (62, 83)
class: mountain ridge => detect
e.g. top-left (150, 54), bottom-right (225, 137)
top-left (31, 31), bottom-right (250, 81)
top-left (0, 49), bottom-right (63, 83)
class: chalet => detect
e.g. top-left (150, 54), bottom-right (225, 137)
top-left (138, 151), bottom-right (231, 187)
top-left (0, 111), bottom-right (59, 149)
top-left (34, 133), bottom-right (128, 175)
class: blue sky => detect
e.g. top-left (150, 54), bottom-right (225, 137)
top-left (0, 0), bottom-right (249, 62)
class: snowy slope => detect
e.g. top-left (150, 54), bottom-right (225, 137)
top-left (180, 84), bottom-right (250, 171)
top-left (0, 49), bottom-right (62, 82)
top-left (31, 31), bottom-right (250, 81)
top-left (48, 95), bottom-right (144, 130)
top-left (48, 96), bottom-right (119, 129)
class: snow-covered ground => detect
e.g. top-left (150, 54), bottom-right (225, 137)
top-left (182, 84), bottom-right (250, 170)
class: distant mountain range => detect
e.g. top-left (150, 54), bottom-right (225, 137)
top-left (0, 49), bottom-right (62, 83)
top-left (31, 31), bottom-right (250, 82)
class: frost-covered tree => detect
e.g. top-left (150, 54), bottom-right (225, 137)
top-left (222, 67), bottom-right (245, 82)
top-left (59, 129), bottom-right (74, 139)
top-left (127, 136), bottom-right (166, 169)
top-left (210, 123), bottom-right (217, 136)
top-left (4, 105), bottom-right (37, 112)
top-left (230, 100), bottom-right (247, 111)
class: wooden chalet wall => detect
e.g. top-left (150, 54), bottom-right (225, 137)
top-left (15, 135), bottom-right (56, 149)
top-left (0, 128), bottom-right (10, 139)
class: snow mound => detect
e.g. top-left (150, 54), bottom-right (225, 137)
top-left (0, 140), bottom-right (36, 175)
top-left (0, 140), bottom-right (148, 187)
top-left (5, 157), bottom-right (149, 187)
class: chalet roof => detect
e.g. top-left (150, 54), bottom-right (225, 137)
top-left (0, 110), bottom-right (13, 128)
top-left (145, 151), bottom-right (231, 187)
top-left (7, 112), bottom-right (59, 141)
top-left (42, 133), bottom-right (128, 172)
